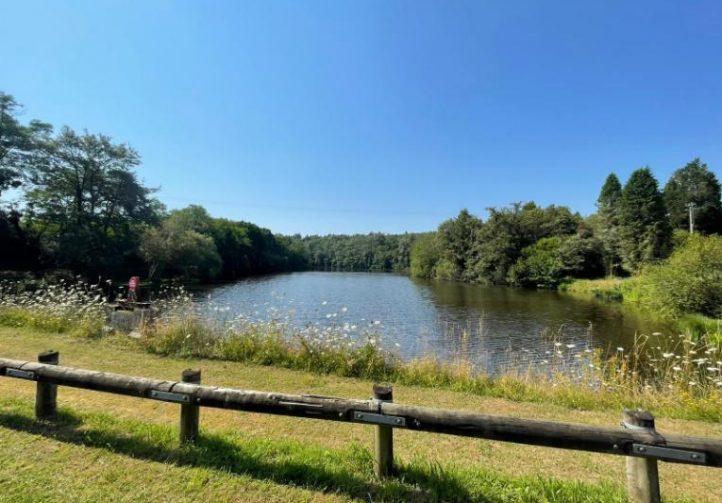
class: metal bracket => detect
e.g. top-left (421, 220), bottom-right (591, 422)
top-left (353, 411), bottom-right (406, 427)
top-left (150, 390), bottom-right (191, 404)
top-left (632, 444), bottom-right (707, 464)
top-left (5, 368), bottom-right (35, 380)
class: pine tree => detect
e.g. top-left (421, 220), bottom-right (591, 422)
top-left (596, 173), bottom-right (623, 275)
top-left (663, 158), bottom-right (722, 234)
top-left (619, 168), bottom-right (672, 272)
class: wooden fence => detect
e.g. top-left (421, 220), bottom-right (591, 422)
top-left (1, 351), bottom-right (721, 503)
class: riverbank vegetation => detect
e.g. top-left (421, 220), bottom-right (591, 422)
top-left (1, 282), bottom-right (720, 422)
top-left (4, 89), bottom-right (722, 331)
top-left (6, 329), bottom-right (719, 503)
top-left (409, 159), bottom-right (722, 330)
top-left (0, 92), bottom-right (306, 283)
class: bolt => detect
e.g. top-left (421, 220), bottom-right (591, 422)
top-left (196, 398), bottom-right (201, 403)
top-left (338, 412), bottom-right (344, 418)
top-left (395, 418), bottom-right (402, 425)
top-left (638, 446), bottom-right (646, 453)
top-left (691, 454), bottom-right (700, 460)
top-left (613, 444), bottom-right (619, 450)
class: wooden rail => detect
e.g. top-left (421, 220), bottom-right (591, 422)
top-left (1, 352), bottom-right (721, 503)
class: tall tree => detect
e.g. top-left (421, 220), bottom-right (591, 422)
top-left (0, 92), bottom-right (52, 197)
top-left (436, 209), bottom-right (483, 280)
top-left (25, 127), bottom-right (160, 273)
top-left (663, 158), bottom-right (722, 235)
top-left (596, 173), bottom-right (623, 275)
top-left (619, 168), bottom-right (671, 272)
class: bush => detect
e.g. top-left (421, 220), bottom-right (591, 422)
top-left (634, 234), bottom-right (722, 318)
top-left (508, 236), bottom-right (605, 288)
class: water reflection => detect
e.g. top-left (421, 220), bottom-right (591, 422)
top-left (198, 272), bottom-right (672, 375)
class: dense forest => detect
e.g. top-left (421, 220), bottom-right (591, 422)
top-left (292, 233), bottom-right (417, 272)
top-left (3, 90), bottom-right (721, 292)
top-left (411, 160), bottom-right (722, 288)
top-left (0, 92), bottom-right (308, 281)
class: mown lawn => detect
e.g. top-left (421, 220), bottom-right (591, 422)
top-left (0, 327), bottom-right (720, 502)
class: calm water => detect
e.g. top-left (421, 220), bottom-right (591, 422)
top-left (198, 272), bottom-right (671, 374)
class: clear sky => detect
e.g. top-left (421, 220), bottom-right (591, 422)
top-left (3, 0), bottom-right (722, 235)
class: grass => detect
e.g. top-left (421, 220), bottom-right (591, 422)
top-left (1, 300), bottom-right (721, 423)
top-left (562, 277), bottom-right (722, 346)
top-left (559, 278), bottom-right (627, 302)
top-left (136, 312), bottom-right (722, 423)
top-left (1, 327), bottom-right (719, 502)
top-left (1, 280), bottom-right (721, 423)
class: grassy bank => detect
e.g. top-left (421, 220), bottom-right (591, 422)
top-left (1, 297), bottom-right (721, 423)
top-left (1, 280), bottom-right (721, 422)
top-left (1, 327), bottom-right (720, 502)
top-left (562, 277), bottom-right (722, 345)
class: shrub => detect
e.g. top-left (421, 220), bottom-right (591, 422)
top-left (634, 234), bottom-right (722, 318)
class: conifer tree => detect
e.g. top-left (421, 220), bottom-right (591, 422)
top-left (619, 168), bottom-right (672, 272)
top-left (596, 173), bottom-right (623, 275)
top-left (663, 158), bottom-right (722, 234)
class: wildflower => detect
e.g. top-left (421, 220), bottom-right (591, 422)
top-left (662, 352), bottom-right (674, 359)
top-left (341, 307), bottom-right (348, 313)
top-left (554, 342), bottom-right (562, 347)
top-left (565, 344), bottom-right (576, 349)
top-left (688, 381), bottom-right (698, 386)
top-left (321, 301), bottom-right (327, 305)
top-left (672, 366), bottom-right (682, 371)
top-left (617, 347), bottom-right (624, 352)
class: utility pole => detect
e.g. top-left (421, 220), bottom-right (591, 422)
top-left (687, 202), bottom-right (696, 234)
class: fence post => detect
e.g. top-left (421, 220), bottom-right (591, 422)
top-left (35, 350), bottom-right (59, 419)
top-left (180, 369), bottom-right (201, 443)
top-left (623, 409), bottom-right (661, 503)
top-left (373, 384), bottom-right (394, 478)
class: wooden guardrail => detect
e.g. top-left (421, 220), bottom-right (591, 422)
top-left (1, 351), bottom-right (721, 503)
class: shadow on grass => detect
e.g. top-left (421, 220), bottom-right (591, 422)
top-left (0, 407), bottom-right (493, 503)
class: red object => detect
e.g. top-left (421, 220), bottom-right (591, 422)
top-left (128, 276), bottom-right (140, 292)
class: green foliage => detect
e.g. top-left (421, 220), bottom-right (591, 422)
top-left (298, 232), bottom-right (417, 272)
top-left (596, 173), bottom-right (623, 276)
top-left (508, 236), bottom-right (565, 287)
top-left (140, 217), bottom-right (222, 281)
top-left (619, 167), bottom-right (672, 272)
top-left (24, 127), bottom-right (161, 275)
top-left (410, 203), bottom-right (583, 285)
top-left (664, 158), bottom-right (722, 234)
top-left (633, 234), bottom-right (722, 318)
top-left (436, 209), bottom-right (483, 280)
top-left (0, 92), bottom-right (52, 197)
top-left (409, 233), bottom-right (439, 278)
top-left (508, 235), bottom-right (604, 288)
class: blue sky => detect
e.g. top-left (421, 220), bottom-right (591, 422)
top-left (3, 0), bottom-right (722, 235)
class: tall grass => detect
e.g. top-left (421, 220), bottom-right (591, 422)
top-left (1, 280), bottom-right (721, 421)
top-left (0, 279), bottom-right (106, 338)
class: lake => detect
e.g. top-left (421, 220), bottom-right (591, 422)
top-left (198, 271), bottom-right (671, 375)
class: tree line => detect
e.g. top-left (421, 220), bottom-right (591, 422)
top-left (0, 91), bottom-right (415, 282)
top-left (411, 161), bottom-right (722, 288)
top-left (293, 233), bottom-right (417, 273)
top-left (0, 92), bottom-right (306, 282)
top-left (4, 90), bottom-right (720, 287)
